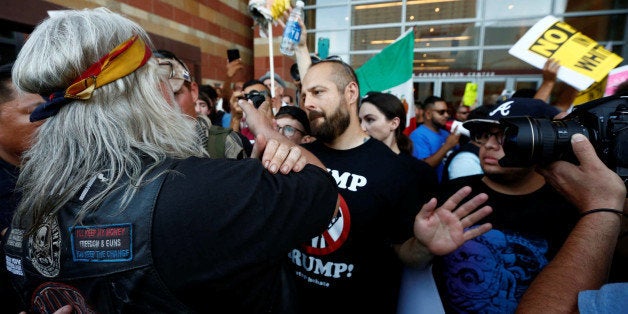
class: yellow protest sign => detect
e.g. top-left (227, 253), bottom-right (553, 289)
top-left (509, 15), bottom-right (623, 91)
top-left (573, 76), bottom-right (608, 106)
top-left (462, 82), bottom-right (477, 106)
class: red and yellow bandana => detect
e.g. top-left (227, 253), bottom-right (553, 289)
top-left (31, 35), bottom-right (152, 122)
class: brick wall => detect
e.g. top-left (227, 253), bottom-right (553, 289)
top-left (2, 0), bottom-right (298, 97)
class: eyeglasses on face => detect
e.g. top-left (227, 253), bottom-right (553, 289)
top-left (472, 129), bottom-right (505, 145)
top-left (157, 61), bottom-right (175, 79)
top-left (278, 125), bottom-right (305, 137)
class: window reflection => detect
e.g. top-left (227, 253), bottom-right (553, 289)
top-left (565, 15), bottom-right (627, 42)
top-left (353, 1), bottom-right (402, 26)
top-left (415, 24), bottom-right (478, 48)
top-left (405, 0), bottom-right (476, 21)
top-left (309, 6), bottom-right (348, 30)
top-left (352, 53), bottom-right (376, 70)
top-left (414, 82), bottom-right (435, 105)
top-left (483, 82), bottom-right (506, 106)
top-left (352, 28), bottom-right (402, 51)
top-left (415, 51), bottom-right (478, 71)
top-left (483, 49), bottom-right (531, 70)
top-left (484, 0), bottom-right (552, 21)
top-left (561, 0), bottom-right (627, 11)
top-left (442, 82), bottom-right (468, 108)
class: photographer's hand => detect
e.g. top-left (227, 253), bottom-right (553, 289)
top-left (518, 133), bottom-right (627, 313)
top-left (537, 133), bottom-right (626, 213)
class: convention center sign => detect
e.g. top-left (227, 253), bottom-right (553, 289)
top-left (414, 71), bottom-right (496, 78)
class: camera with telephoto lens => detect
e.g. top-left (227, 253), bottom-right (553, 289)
top-left (498, 95), bottom-right (628, 186)
top-left (239, 90), bottom-right (266, 108)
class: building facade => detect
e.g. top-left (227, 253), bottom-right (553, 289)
top-left (301, 0), bottom-right (628, 106)
top-left (1, 0), bottom-right (257, 89)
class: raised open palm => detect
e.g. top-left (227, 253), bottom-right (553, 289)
top-left (414, 186), bottom-right (493, 256)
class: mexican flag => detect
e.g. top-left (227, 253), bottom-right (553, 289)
top-left (356, 28), bottom-right (415, 127)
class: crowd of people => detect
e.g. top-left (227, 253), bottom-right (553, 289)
top-left (0, 6), bottom-right (626, 314)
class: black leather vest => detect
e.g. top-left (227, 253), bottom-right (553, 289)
top-left (4, 160), bottom-right (191, 313)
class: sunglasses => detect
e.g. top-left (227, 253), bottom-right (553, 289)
top-left (433, 109), bottom-right (448, 115)
top-left (311, 55), bottom-right (343, 64)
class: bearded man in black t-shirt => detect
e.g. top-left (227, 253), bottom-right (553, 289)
top-left (289, 53), bottom-right (494, 313)
top-left (434, 98), bottom-right (579, 313)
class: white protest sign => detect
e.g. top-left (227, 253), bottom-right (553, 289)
top-left (509, 15), bottom-right (623, 91)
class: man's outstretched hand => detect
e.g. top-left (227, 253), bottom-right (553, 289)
top-left (414, 186), bottom-right (493, 256)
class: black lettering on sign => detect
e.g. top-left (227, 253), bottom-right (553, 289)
top-left (574, 45), bottom-right (612, 72)
top-left (529, 21), bottom-right (577, 57)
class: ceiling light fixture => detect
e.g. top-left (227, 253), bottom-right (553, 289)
top-left (413, 66), bottom-right (450, 70)
top-left (414, 58), bottom-right (456, 63)
top-left (370, 35), bottom-right (470, 45)
top-left (354, 0), bottom-right (460, 10)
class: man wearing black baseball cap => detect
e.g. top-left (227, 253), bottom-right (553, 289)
top-left (462, 97), bottom-right (561, 134)
top-left (432, 97), bottom-right (579, 313)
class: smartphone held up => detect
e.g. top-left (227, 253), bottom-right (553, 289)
top-left (227, 49), bottom-right (240, 62)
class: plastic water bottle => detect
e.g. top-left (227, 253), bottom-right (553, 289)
top-left (280, 1), bottom-right (305, 56)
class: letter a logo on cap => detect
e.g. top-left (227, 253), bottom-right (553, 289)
top-left (490, 100), bottom-right (513, 117)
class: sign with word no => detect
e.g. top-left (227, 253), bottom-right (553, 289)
top-left (509, 15), bottom-right (623, 91)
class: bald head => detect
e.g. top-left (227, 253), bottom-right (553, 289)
top-left (309, 60), bottom-right (359, 94)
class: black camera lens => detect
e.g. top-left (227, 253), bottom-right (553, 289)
top-left (486, 96), bottom-right (628, 187)
top-left (499, 116), bottom-right (591, 167)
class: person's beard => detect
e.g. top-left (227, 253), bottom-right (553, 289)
top-left (432, 118), bottom-right (446, 130)
top-left (309, 99), bottom-right (351, 143)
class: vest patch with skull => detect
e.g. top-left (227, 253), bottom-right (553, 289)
top-left (28, 216), bottom-right (61, 277)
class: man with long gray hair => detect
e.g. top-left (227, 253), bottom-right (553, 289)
top-left (4, 8), bottom-right (338, 313)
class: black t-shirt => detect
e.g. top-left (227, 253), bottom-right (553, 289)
top-left (290, 138), bottom-right (433, 313)
top-left (152, 157), bottom-right (338, 313)
top-left (434, 175), bottom-right (579, 313)
top-left (398, 152), bottom-right (438, 201)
